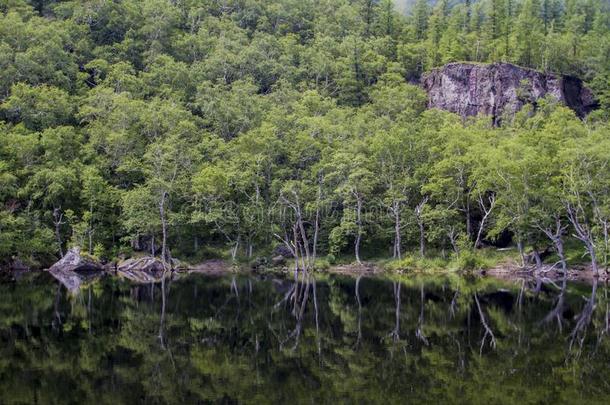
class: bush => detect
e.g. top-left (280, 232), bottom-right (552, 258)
top-left (314, 258), bottom-right (331, 271)
top-left (93, 243), bottom-right (106, 261)
top-left (384, 256), bottom-right (417, 273)
top-left (452, 250), bottom-right (489, 271)
top-left (418, 256), bottom-right (447, 271)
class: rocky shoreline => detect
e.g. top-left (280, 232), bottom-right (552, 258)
top-left (3, 247), bottom-right (607, 292)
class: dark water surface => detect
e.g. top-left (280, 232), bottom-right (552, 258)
top-left (1, 272), bottom-right (609, 404)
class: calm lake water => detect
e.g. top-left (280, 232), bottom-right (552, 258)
top-left (1, 272), bottom-right (609, 404)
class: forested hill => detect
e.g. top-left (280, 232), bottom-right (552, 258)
top-left (0, 0), bottom-right (609, 270)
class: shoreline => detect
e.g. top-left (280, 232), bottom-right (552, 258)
top-left (4, 255), bottom-right (609, 288)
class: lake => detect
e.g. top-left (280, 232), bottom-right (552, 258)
top-left (0, 272), bottom-right (609, 404)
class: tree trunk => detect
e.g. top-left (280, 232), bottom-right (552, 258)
top-left (448, 227), bottom-right (459, 255)
top-left (159, 191), bottom-right (169, 266)
top-left (474, 194), bottom-right (496, 249)
top-left (419, 219), bottom-right (425, 258)
top-left (415, 197), bottom-right (428, 258)
top-left (355, 195), bottom-right (363, 264)
top-left (603, 221), bottom-right (609, 269)
top-left (517, 239), bottom-right (525, 268)
top-left (532, 248), bottom-right (543, 271)
top-left (88, 203), bottom-right (94, 255)
top-left (393, 200), bottom-right (401, 260)
top-left (293, 223), bottom-right (301, 275)
top-left (566, 203), bottom-right (599, 276)
top-left (538, 219), bottom-right (568, 274)
top-left (312, 202), bottom-right (320, 266)
top-left (555, 237), bottom-right (568, 274)
top-left (231, 239), bottom-right (239, 261)
top-left (53, 208), bottom-right (64, 258)
top-left (587, 240), bottom-right (599, 276)
top-left (465, 197), bottom-right (472, 239)
top-left (297, 214), bottom-right (311, 269)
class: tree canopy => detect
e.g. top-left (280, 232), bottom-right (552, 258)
top-left (0, 0), bottom-right (609, 270)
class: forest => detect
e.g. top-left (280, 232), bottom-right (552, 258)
top-left (0, 0), bottom-right (609, 273)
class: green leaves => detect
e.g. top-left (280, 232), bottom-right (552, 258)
top-left (195, 78), bottom-right (266, 140)
top-left (2, 83), bottom-right (74, 131)
top-left (0, 0), bottom-right (609, 266)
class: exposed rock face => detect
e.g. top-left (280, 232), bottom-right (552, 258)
top-left (47, 247), bottom-right (104, 291)
top-left (272, 245), bottom-right (294, 258)
top-left (48, 247), bottom-right (103, 273)
top-left (117, 256), bottom-right (169, 283)
top-left (271, 255), bottom-right (286, 266)
top-left (422, 62), bottom-right (597, 123)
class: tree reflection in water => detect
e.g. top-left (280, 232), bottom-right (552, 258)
top-left (0, 272), bottom-right (609, 403)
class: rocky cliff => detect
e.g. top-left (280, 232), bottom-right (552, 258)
top-left (422, 62), bottom-right (598, 123)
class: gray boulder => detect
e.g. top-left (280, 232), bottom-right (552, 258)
top-left (271, 255), bottom-right (286, 266)
top-left (47, 247), bottom-right (104, 291)
top-left (117, 256), bottom-right (169, 283)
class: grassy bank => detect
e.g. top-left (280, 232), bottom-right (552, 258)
top-left (228, 247), bottom-right (521, 275)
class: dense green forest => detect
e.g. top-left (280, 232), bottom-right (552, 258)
top-left (0, 0), bottom-right (609, 271)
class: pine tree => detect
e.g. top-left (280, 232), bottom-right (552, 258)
top-left (413, 0), bottom-right (429, 40)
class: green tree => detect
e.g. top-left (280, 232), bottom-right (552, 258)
top-left (2, 83), bottom-right (74, 131)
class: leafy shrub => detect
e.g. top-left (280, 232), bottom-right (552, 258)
top-left (314, 258), bottom-right (331, 271)
top-left (452, 250), bottom-right (489, 271)
top-left (93, 243), bottom-right (106, 261)
top-left (385, 256), bottom-right (417, 273)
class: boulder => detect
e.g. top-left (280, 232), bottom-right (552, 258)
top-left (272, 245), bottom-right (294, 258)
top-left (422, 62), bottom-right (597, 124)
top-left (48, 247), bottom-right (103, 273)
top-left (46, 247), bottom-right (104, 291)
top-left (188, 259), bottom-right (229, 275)
top-left (117, 256), bottom-right (168, 283)
top-left (272, 255), bottom-right (286, 266)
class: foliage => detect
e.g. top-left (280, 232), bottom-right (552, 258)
top-left (0, 0), bottom-right (608, 268)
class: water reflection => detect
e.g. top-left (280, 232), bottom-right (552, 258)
top-left (0, 273), bottom-right (609, 403)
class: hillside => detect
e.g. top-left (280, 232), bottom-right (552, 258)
top-left (0, 0), bottom-right (608, 273)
